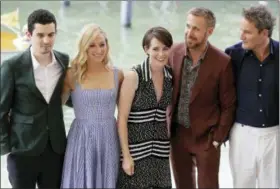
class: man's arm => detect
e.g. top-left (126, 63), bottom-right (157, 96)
top-left (63, 54), bottom-right (72, 107)
top-left (213, 60), bottom-right (236, 143)
top-left (0, 61), bottom-right (14, 155)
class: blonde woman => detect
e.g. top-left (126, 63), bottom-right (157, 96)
top-left (60, 23), bottom-right (124, 188)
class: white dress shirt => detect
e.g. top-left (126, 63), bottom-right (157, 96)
top-left (30, 47), bottom-right (62, 103)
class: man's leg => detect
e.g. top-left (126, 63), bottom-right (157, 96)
top-left (37, 140), bottom-right (64, 189)
top-left (257, 126), bottom-right (279, 188)
top-left (195, 143), bottom-right (220, 188)
top-left (7, 153), bottom-right (39, 188)
top-left (170, 125), bottom-right (195, 189)
top-left (229, 123), bottom-right (258, 188)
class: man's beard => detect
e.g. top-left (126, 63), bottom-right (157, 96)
top-left (186, 33), bottom-right (207, 50)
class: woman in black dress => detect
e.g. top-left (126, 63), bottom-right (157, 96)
top-left (117, 26), bottom-right (173, 188)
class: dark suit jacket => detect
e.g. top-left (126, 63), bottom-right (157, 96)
top-left (167, 42), bottom-right (236, 144)
top-left (0, 47), bottom-right (69, 156)
top-left (225, 39), bottom-right (279, 126)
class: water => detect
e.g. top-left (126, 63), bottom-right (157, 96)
top-left (1, 1), bottom-right (279, 66)
top-left (1, 1), bottom-right (279, 188)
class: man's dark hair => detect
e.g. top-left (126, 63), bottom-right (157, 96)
top-left (27, 9), bottom-right (57, 34)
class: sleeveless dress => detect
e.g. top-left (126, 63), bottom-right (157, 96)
top-left (61, 68), bottom-right (120, 188)
top-left (117, 60), bottom-right (173, 188)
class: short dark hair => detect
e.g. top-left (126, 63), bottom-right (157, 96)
top-left (242, 5), bottom-right (276, 37)
top-left (27, 9), bottom-right (57, 34)
top-left (142, 26), bottom-right (173, 50)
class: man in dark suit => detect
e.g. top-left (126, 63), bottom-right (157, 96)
top-left (225, 5), bottom-right (279, 188)
top-left (167, 7), bottom-right (236, 188)
top-left (0, 9), bottom-right (69, 188)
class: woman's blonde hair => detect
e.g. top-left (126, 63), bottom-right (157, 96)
top-left (71, 23), bottom-right (111, 83)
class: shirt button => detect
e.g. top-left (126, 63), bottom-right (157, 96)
top-left (259, 109), bottom-right (263, 112)
top-left (260, 64), bottom-right (263, 67)
top-left (262, 124), bottom-right (265, 127)
top-left (258, 79), bottom-right (262, 82)
top-left (259, 94), bottom-right (262, 97)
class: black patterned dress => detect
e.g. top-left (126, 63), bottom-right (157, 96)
top-left (117, 59), bottom-right (173, 188)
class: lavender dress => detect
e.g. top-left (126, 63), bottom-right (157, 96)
top-left (61, 68), bottom-right (120, 188)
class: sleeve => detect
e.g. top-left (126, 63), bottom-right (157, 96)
top-left (213, 60), bottom-right (236, 143)
top-left (0, 61), bottom-right (14, 155)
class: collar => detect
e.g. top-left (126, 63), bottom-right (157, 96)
top-left (142, 57), bottom-right (172, 82)
top-left (30, 46), bottom-right (57, 70)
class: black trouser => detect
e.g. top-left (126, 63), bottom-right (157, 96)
top-left (7, 140), bottom-right (64, 189)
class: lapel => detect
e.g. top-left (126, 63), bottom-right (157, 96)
top-left (22, 48), bottom-right (46, 103)
top-left (172, 43), bottom-right (213, 105)
top-left (189, 46), bottom-right (213, 104)
top-left (53, 50), bottom-right (66, 70)
top-left (171, 43), bottom-right (185, 108)
top-left (21, 48), bottom-right (66, 104)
